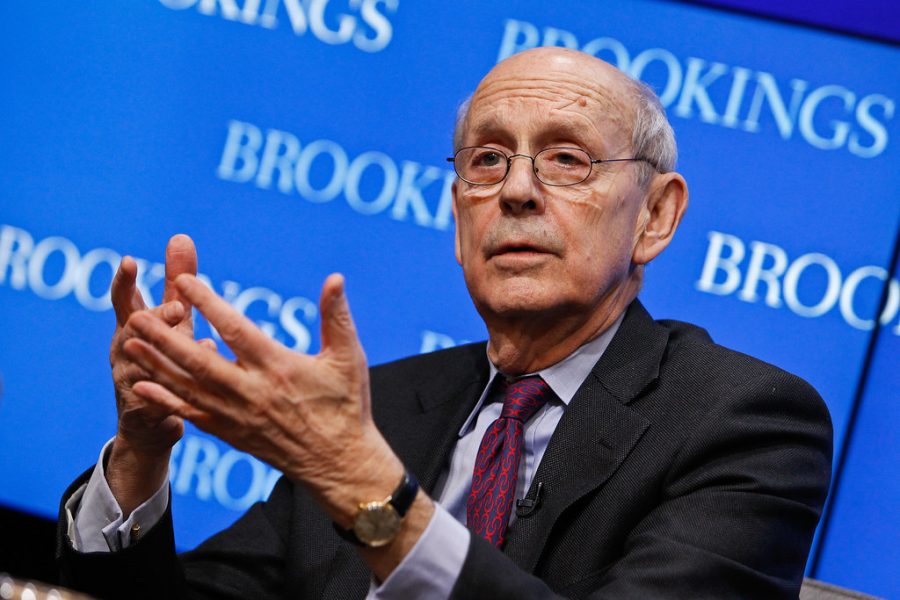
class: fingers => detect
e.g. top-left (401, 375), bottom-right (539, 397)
top-left (174, 274), bottom-right (273, 361)
top-left (125, 312), bottom-right (238, 395)
top-left (131, 380), bottom-right (212, 425)
top-left (155, 301), bottom-right (186, 326)
top-left (112, 234), bottom-right (197, 329)
top-left (123, 336), bottom-right (197, 395)
top-left (113, 302), bottom-right (184, 359)
top-left (111, 257), bottom-right (146, 326)
top-left (124, 335), bottom-right (230, 423)
top-left (319, 273), bottom-right (361, 356)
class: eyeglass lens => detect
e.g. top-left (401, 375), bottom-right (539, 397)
top-left (454, 147), bottom-right (592, 186)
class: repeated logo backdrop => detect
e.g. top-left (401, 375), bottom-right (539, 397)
top-left (1, 1), bottom-right (897, 595)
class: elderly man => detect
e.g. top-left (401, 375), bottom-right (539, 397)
top-left (58, 48), bottom-right (832, 599)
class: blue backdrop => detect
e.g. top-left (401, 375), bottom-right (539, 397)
top-left (1, 1), bottom-right (897, 595)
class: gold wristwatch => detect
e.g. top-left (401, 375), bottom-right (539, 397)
top-left (335, 470), bottom-right (419, 547)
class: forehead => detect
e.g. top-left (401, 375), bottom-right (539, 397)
top-left (463, 59), bottom-right (633, 149)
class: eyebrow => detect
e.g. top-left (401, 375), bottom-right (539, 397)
top-left (465, 120), bottom-right (510, 145)
top-left (465, 119), bottom-right (611, 154)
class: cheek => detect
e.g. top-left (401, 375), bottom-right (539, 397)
top-left (565, 187), bottom-right (602, 210)
top-left (563, 191), bottom-right (615, 239)
top-left (455, 207), bottom-right (486, 263)
top-left (563, 197), bottom-right (637, 269)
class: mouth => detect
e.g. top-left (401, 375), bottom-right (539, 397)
top-left (491, 241), bottom-right (551, 257)
top-left (489, 241), bottom-right (555, 261)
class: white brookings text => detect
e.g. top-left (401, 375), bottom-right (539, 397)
top-left (158, 0), bottom-right (398, 53)
top-left (170, 433), bottom-right (281, 510)
top-left (0, 224), bottom-right (465, 352)
top-left (0, 224), bottom-right (318, 350)
top-left (697, 231), bottom-right (900, 334)
top-left (216, 120), bottom-right (457, 231)
top-left (498, 19), bottom-right (895, 158)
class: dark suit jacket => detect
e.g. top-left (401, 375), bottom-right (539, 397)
top-left (57, 300), bottom-right (833, 599)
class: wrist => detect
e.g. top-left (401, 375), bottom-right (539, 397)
top-left (294, 427), bottom-right (405, 528)
top-left (359, 489), bottom-right (435, 582)
top-left (335, 469), bottom-right (420, 547)
top-left (327, 459), bottom-right (406, 529)
top-left (106, 436), bottom-right (171, 517)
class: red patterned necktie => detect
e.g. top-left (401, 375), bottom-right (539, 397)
top-left (467, 375), bottom-right (550, 547)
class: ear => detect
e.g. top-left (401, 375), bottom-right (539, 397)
top-left (632, 172), bottom-right (688, 265)
top-left (452, 180), bottom-right (463, 266)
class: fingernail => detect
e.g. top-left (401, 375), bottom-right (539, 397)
top-left (333, 274), bottom-right (346, 297)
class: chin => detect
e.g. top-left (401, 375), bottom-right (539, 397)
top-left (473, 285), bottom-right (571, 320)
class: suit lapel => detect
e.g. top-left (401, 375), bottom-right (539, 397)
top-left (503, 300), bottom-right (669, 571)
top-left (374, 343), bottom-right (491, 494)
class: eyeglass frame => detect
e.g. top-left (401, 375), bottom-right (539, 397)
top-left (446, 146), bottom-right (654, 187)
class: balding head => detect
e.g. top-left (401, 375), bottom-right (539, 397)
top-left (449, 46), bottom-right (688, 373)
top-left (453, 48), bottom-right (677, 187)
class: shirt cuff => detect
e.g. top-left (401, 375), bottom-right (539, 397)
top-left (68, 438), bottom-right (170, 552)
top-left (366, 503), bottom-right (470, 600)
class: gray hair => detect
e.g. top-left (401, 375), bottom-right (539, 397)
top-left (451, 75), bottom-right (677, 188)
top-left (627, 77), bottom-right (677, 187)
top-left (452, 94), bottom-right (472, 152)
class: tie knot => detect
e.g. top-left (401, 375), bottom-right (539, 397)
top-left (498, 376), bottom-right (549, 422)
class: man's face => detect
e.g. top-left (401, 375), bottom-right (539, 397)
top-left (453, 50), bottom-right (649, 327)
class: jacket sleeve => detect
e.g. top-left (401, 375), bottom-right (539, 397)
top-left (57, 470), bottom-right (294, 600)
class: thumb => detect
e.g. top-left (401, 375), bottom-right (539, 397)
top-left (164, 234), bottom-right (198, 336)
top-left (163, 234), bottom-right (198, 305)
top-left (319, 273), bottom-right (361, 357)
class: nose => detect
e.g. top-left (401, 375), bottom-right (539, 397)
top-left (499, 154), bottom-right (545, 216)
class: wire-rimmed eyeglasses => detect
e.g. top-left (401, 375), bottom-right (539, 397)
top-left (446, 146), bottom-right (652, 187)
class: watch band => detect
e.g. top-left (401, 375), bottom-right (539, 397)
top-left (387, 471), bottom-right (419, 517)
top-left (334, 470), bottom-right (419, 546)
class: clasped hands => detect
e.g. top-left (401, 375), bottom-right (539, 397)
top-left (106, 234), bottom-right (405, 531)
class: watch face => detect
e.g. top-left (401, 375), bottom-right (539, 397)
top-left (354, 502), bottom-right (402, 547)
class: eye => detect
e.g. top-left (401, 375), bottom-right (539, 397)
top-left (470, 148), bottom-right (504, 168)
top-left (543, 148), bottom-right (590, 168)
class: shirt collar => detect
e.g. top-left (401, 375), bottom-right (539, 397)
top-left (458, 313), bottom-right (625, 437)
